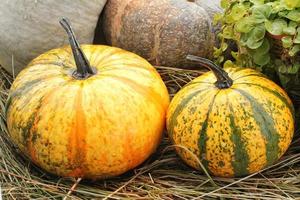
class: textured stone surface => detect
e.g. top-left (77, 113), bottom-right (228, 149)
top-left (0, 0), bottom-right (107, 75)
top-left (195, 0), bottom-right (222, 34)
top-left (103, 0), bottom-right (222, 68)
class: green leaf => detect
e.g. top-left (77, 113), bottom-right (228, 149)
top-left (240, 33), bottom-right (248, 46)
top-left (245, 24), bottom-right (266, 49)
top-left (220, 0), bottom-right (231, 9)
top-left (223, 60), bottom-right (236, 69)
top-left (252, 11), bottom-right (267, 23)
top-left (265, 19), bottom-right (287, 35)
top-left (279, 63), bottom-right (300, 75)
top-left (286, 10), bottom-right (300, 22)
top-left (255, 38), bottom-right (270, 54)
top-left (252, 5), bottom-right (272, 22)
top-left (250, 0), bottom-right (265, 5)
top-left (289, 21), bottom-right (298, 28)
top-left (272, 1), bottom-right (289, 13)
top-left (279, 65), bottom-right (288, 74)
top-left (295, 37), bottom-right (300, 44)
top-left (251, 24), bottom-right (266, 41)
top-left (222, 25), bottom-right (234, 39)
top-left (287, 64), bottom-right (300, 74)
top-left (235, 17), bottom-right (256, 33)
top-left (289, 45), bottom-right (300, 56)
top-left (284, 0), bottom-right (300, 9)
top-left (247, 38), bottom-right (264, 49)
top-left (283, 27), bottom-right (296, 35)
top-left (213, 13), bottom-right (223, 25)
top-left (295, 29), bottom-right (300, 44)
top-left (288, 63), bottom-right (300, 74)
top-left (226, 4), bottom-right (247, 23)
top-left (242, 1), bottom-right (252, 10)
top-left (278, 10), bottom-right (289, 17)
top-left (251, 39), bottom-right (270, 64)
top-left (281, 36), bottom-right (293, 48)
top-left (278, 73), bottom-right (291, 87)
top-left (221, 42), bottom-right (228, 51)
top-left (231, 51), bottom-right (239, 60)
top-left (219, 56), bottom-right (225, 63)
top-left (247, 48), bottom-right (256, 56)
top-left (253, 52), bottom-right (270, 66)
top-left (213, 47), bottom-right (223, 57)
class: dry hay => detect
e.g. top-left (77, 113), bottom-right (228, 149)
top-left (1, 66), bottom-right (300, 200)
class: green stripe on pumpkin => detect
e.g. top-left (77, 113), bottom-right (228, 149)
top-left (234, 89), bottom-right (280, 166)
top-left (11, 79), bottom-right (45, 97)
top-left (167, 87), bottom-right (214, 138)
top-left (233, 73), bottom-right (265, 81)
top-left (15, 96), bottom-right (44, 147)
top-left (9, 76), bottom-right (58, 103)
top-left (6, 78), bottom-right (45, 127)
top-left (29, 61), bottom-right (73, 69)
top-left (9, 82), bottom-right (67, 147)
top-left (227, 97), bottom-right (250, 177)
top-left (184, 81), bottom-right (213, 87)
top-left (198, 91), bottom-right (219, 173)
top-left (9, 76), bottom-right (66, 112)
top-left (235, 82), bottom-right (294, 117)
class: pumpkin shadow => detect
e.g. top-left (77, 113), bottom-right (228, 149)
top-left (93, 4), bottom-right (108, 45)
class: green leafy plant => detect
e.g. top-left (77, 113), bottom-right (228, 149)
top-left (215, 0), bottom-right (300, 103)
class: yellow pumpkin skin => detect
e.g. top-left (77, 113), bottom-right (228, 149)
top-left (6, 45), bottom-right (170, 179)
top-left (167, 63), bottom-right (294, 177)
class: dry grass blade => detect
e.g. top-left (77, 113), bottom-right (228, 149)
top-left (0, 65), bottom-right (300, 199)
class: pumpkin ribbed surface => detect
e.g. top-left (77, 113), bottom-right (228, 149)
top-left (102, 0), bottom-right (220, 68)
top-left (6, 45), bottom-right (170, 179)
top-left (167, 67), bottom-right (294, 177)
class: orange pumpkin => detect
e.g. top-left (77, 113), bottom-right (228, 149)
top-left (6, 18), bottom-right (170, 179)
top-left (167, 56), bottom-right (294, 177)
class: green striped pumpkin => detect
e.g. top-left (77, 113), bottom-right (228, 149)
top-left (166, 56), bottom-right (295, 177)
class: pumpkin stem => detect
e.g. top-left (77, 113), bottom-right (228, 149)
top-left (187, 55), bottom-right (233, 89)
top-left (60, 18), bottom-right (96, 79)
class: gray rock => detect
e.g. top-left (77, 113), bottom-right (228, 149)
top-left (0, 0), bottom-right (107, 75)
